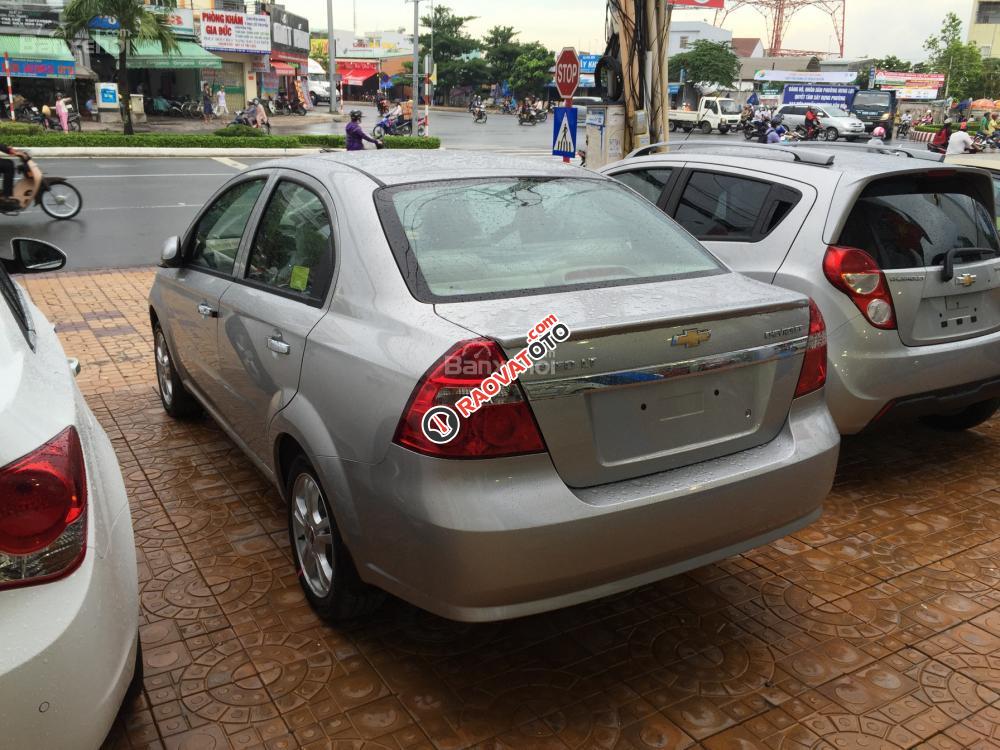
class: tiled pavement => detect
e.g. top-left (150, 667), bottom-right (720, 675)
top-left (18, 268), bottom-right (1000, 750)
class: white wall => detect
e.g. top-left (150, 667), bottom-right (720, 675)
top-left (668, 22), bottom-right (732, 57)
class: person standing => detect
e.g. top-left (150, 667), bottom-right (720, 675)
top-left (55, 93), bottom-right (69, 132)
top-left (215, 87), bottom-right (228, 117)
top-left (345, 109), bottom-right (381, 150)
top-left (201, 84), bottom-right (213, 123)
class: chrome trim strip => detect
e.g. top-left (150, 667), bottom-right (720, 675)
top-left (523, 337), bottom-right (808, 400)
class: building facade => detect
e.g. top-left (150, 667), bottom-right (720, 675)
top-left (969, 1), bottom-right (1000, 57)
top-left (667, 21), bottom-right (732, 56)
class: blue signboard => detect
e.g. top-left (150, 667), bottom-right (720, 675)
top-left (4, 58), bottom-right (75, 79)
top-left (782, 84), bottom-right (858, 109)
top-left (552, 106), bottom-right (577, 158)
top-left (580, 54), bottom-right (600, 74)
top-left (88, 15), bottom-right (120, 29)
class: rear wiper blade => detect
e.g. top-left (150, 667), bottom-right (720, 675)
top-left (932, 247), bottom-right (999, 282)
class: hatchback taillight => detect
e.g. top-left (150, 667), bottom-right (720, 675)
top-left (393, 339), bottom-right (547, 458)
top-left (823, 245), bottom-right (897, 329)
top-left (794, 300), bottom-right (827, 398)
top-left (0, 426), bottom-right (88, 590)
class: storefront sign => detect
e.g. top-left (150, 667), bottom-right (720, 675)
top-left (251, 55), bottom-right (270, 73)
top-left (98, 81), bottom-right (119, 106)
top-left (2, 57), bottom-right (73, 78)
top-left (0, 4), bottom-right (60, 31)
top-left (884, 87), bottom-right (941, 101)
top-left (200, 11), bottom-right (271, 54)
top-left (260, 72), bottom-right (278, 96)
top-left (874, 70), bottom-right (945, 88)
top-left (270, 9), bottom-right (309, 64)
top-left (88, 15), bottom-right (118, 30)
top-left (161, 8), bottom-right (194, 37)
top-left (754, 69), bottom-right (857, 84)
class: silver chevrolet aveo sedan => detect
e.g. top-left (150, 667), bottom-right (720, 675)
top-left (149, 152), bottom-right (840, 622)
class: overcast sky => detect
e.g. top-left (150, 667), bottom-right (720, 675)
top-left (286, 0), bottom-right (974, 62)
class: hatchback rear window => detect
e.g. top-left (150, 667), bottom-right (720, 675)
top-left (838, 174), bottom-right (1000, 269)
top-left (375, 177), bottom-right (723, 301)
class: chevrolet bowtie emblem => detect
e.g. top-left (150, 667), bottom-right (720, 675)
top-left (957, 273), bottom-right (977, 287)
top-left (671, 329), bottom-right (711, 348)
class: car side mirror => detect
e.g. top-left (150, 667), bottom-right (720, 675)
top-left (5, 238), bottom-right (66, 273)
top-left (160, 235), bottom-right (182, 267)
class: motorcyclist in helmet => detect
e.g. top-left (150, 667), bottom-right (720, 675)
top-left (803, 106), bottom-right (821, 139)
top-left (346, 109), bottom-right (382, 151)
top-left (0, 145), bottom-right (27, 200)
top-left (868, 126), bottom-right (886, 146)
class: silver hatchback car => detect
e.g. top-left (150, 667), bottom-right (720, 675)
top-left (602, 144), bottom-right (1000, 434)
top-left (149, 152), bottom-right (839, 622)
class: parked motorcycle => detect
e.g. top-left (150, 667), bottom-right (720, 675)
top-left (0, 151), bottom-right (81, 219)
top-left (272, 93), bottom-right (306, 116)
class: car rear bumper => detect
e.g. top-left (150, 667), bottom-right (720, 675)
top-left (329, 392), bottom-right (839, 621)
top-left (0, 442), bottom-right (138, 749)
top-left (825, 318), bottom-right (1000, 433)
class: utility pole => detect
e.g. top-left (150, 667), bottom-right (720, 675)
top-left (326, 0), bottom-right (337, 114)
top-left (411, 0), bottom-right (419, 134)
top-left (611, 0), bottom-right (641, 153)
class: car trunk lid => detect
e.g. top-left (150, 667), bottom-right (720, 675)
top-left (836, 171), bottom-right (1000, 346)
top-left (435, 273), bottom-right (810, 488)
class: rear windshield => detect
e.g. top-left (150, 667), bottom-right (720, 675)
top-left (838, 174), bottom-right (1000, 269)
top-left (375, 177), bottom-right (724, 301)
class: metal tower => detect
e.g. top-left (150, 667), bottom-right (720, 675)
top-left (715, 0), bottom-right (846, 57)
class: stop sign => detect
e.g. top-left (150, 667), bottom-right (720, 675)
top-left (555, 47), bottom-right (580, 99)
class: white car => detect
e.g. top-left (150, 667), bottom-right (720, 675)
top-left (0, 239), bottom-right (139, 748)
top-left (775, 103), bottom-right (867, 141)
top-left (308, 79), bottom-right (331, 106)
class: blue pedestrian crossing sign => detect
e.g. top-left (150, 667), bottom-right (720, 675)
top-left (552, 107), bottom-right (577, 158)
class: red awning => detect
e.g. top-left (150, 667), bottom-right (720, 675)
top-left (271, 62), bottom-right (296, 76)
top-left (339, 63), bottom-right (377, 86)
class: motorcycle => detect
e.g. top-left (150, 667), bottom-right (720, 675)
top-left (744, 118), bottom-right (768, 141)
top-left (798, 123), bottom-right (822, 141)
top-left (0, 151), bottom-right (82, 220)
top-left (230, 109), bottom-right (271, 134)
top-left (372, 114), bottom-right (427, 137)
top-left (36, 104), bottom-right (83, 132)
top-left (896, 122), bottom-right (911, 138)
top-left (472, 107), bottom-right (488, 124)
top-left (517, 109), bottom-right (544, 126)
top-left (272, 93), bottom-right (306, 116)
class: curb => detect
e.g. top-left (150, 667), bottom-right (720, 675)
top-left (15, 147), bottom-right (337, 157)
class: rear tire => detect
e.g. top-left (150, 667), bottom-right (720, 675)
top-left (372, 125), bottom-right (385, 138)
top-left (718, 124), bottom-right (730, 134)
top-left (153, 324), bottom-right (202, 419)
top-left (668, 120), bottom-right (677, 132)
top-left (285, 455), bottom-right (384, 620)
top-left (921, 399), bottom-right (1000, 431)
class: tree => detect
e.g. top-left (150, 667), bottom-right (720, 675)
top-left (509, 41), bottom-right (552, 97)
top-left (924, 12), bottom-right (983, 99)
top-left (855, 56), bottom-right (913, 89)
top-left (668, 40), bottom-right (739, 88)
top-left (415, 5), bottom-right (479, 98)
top-left (482, 26), bottom-right (521, 86)
top-left (59, 0), bottom-right (179, 135)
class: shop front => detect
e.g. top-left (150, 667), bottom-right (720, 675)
top-left (0, 4), bottom-right (77, 113)
top-left (264, 8), bottom-right (309, 108)
top-left (337, 59), bottom-right (377, 99)
top-left (197, 9), bottom-right (272, 111)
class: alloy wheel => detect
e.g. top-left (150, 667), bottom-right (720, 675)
top-left (290, 473), bottom-right (335, 598)
top-left (154, 330), bottom-right (173, 406)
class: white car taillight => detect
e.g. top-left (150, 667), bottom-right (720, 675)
top-left (794, 300), bottom-right (827, 398)
top-left (0, 426), bottom-right (88, 590)
top-left (823, 245), bottom-right (898, 330)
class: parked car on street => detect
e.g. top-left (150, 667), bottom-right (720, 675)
top-left (774, 103), bottom-right (866, 141)
top-left (148, 152), bottom-right (839, 622)
top-left (602, 143), bottom-right (1000, 434)
top-left (0, 239), bottom-right (140, 749)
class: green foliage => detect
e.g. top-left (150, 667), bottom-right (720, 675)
top-left (856, 56), bottom-right (914, 89)
top-left (482, 26), bottom-right (521, 85)
top-left (2, 133), bottom-right (441, 149)
top-left (214, 125), bottom-right (266, 138)
top-left (417, 5), bottom-right (479, 96)
top-left (58, 0), bottom-right (180, 134)
top-left (509, 42), bottom-right (554, 97)
top-left (913, 123), bottom-right (980, 133)
top-left (668, 40), bottom-right (740, 88)
top-left (0, 122), bottom-right (43, 136)
top-left (924, 12), bottom-right (983, 99)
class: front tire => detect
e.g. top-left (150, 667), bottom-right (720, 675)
top-left (285, 456), bottom-right (384, 620)
top-left (718, 124), bottom-right (730, 134)
top-left (668, 120), bottom-right (677, 132)
top-left (372, 125), bottom-right (385, 138)
top-left (825, 127), bottom-right (839, 142)
top-left (699, 120), bottom-right (712, 135)
top-left (921, 399), bottom-right (999, 431)
top-left (39, 181), bottom-right (82, 219)
top-left (153, 325), bottom-right (202, 418)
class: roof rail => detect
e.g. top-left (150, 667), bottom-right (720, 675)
top-left (782, 141), bottom-right (945, 163)
top-left (626, 141), bottom-right (836, 166)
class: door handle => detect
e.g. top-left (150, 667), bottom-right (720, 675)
top-left (267, 336), bottom-right (291, 355)
top-left (197, 303), bottom-right (218, 318)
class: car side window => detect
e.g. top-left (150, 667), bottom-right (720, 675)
top-left (188, 179), bottom-right (266, 274)
top-left (704, 100), bottom-right (718, 114)
top-left (612, 168), bottom-right (673, 205)
top-left (673, 171), bottom-right (772, 240)
top-left (245, 181), bottom-right (334, 302)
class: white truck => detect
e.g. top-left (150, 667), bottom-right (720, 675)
top-left (668, 97), bottom-right (742, 134)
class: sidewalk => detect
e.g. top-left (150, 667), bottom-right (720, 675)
top-left (81, 110), bottom-right (341, 134)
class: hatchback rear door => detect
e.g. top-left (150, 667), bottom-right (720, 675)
top-left (835, 171), bottom-right (1000, 346)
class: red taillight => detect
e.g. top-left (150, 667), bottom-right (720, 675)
top-left (823, 245), bottom-right (897, 330)
top-left (393, 339), bottom-right (547, 459)
top-left (0, 426), bottom-right (88, 590)
top-left (794, 300), bottom-right (827, 398)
